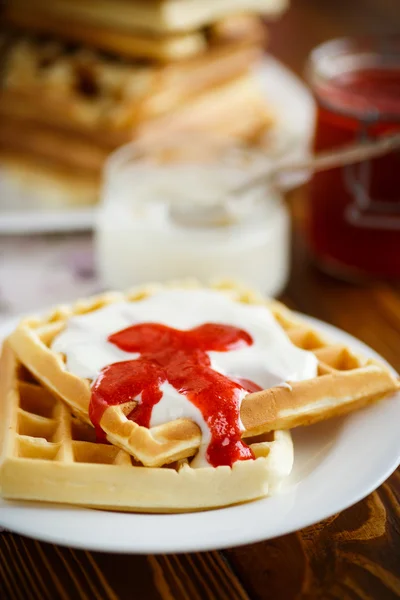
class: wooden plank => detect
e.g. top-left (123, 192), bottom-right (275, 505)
top-left (0, 536), bottom-right (250, 600)
top-left (226, 471), bottom-right (400, 599)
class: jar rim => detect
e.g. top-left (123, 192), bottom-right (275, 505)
top-left (308, 35), bottom-right (400, 70)
top-left (306, 35), bottom-right (400, 121)
top-left (104, 133), bottom-right (266, 184)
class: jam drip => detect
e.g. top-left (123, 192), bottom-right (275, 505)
top-left (89, 323), bottom-right (261, 467)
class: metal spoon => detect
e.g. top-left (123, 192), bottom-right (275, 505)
top-left (170, 132), bottom-right (400, 228)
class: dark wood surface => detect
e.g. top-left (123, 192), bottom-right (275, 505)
top-left (2, 1), bottom-right (400, 598)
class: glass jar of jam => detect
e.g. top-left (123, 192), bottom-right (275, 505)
top-left (307, 37), bottom-right (400, 279)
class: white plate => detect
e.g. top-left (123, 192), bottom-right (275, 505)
top-left (0, 56), bottom-right (315, 235)
top-left (0, 313), bottom-right (399, 553)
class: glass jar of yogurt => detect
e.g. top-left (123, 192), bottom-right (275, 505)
top-left (95, 135), bottom-right (290, 297)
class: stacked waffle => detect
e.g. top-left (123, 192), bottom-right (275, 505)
top-left (1, 282), bottom-right (398, 512)
top-left (0, 0), bottom-right (288, 207)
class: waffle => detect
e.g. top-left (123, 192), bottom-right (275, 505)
top-left (137, 74), bottom-right (272, 143)
top-left (6, 0), bottom-right (288, 34)
top-left (7, 282), bottom-right (399, 468)
top-left (0, 34), bottom-right (264, 133)
top-left (0, 73), bottom-right (271, 208)
top-left (0, 28), bottom-right (271, 207)
top-left (3, 7), bottom-right (208, 61)
top-left (0, 70), bottom-right (272, 201)
top-left (3, 9), bottom-right (266, 61)
top-left (0, 342), bottom-right (294, 512)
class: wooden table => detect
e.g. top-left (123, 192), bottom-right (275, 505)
top-left (2, 1), bottom-right (400, 598)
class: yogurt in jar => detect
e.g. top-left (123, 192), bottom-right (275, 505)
top-left (95, 145), bottom-right (290, 296)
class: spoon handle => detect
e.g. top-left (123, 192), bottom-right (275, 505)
top-left (231, 132), bottom-right (400, 197)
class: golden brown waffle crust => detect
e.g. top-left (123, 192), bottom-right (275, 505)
top-left (0, 343), bottom-right (294, 512)
top-left (7, 281), bottom-right (271, 465)
top-left (5, 0), bottom-right (288, 35)
top-left (7, 280), bottom-right (400, 470)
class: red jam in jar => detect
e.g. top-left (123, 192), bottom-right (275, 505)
top-left (307, 38), bottom-right (400, 279)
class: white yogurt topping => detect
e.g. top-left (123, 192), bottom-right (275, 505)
top-left (52, 289), bottom-right (318, 465)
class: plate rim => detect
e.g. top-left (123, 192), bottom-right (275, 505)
top-left (0, 313), bottom-right (399, 553)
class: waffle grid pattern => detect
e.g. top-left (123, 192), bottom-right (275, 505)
top-left (1, 343), bottom-right (294, 512)
top-left (16, 354), bottom-right (274, 471)
top-left (7, 282), bottom-right (398, 470)
top-left (3, 283), bottom-right (397, 511)
top-left (16, 375), bottom-right (134, 468)
top-left (13, 360), bottom-right (274, 470)
top-left (270, 307), bottom-right (367, 375)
